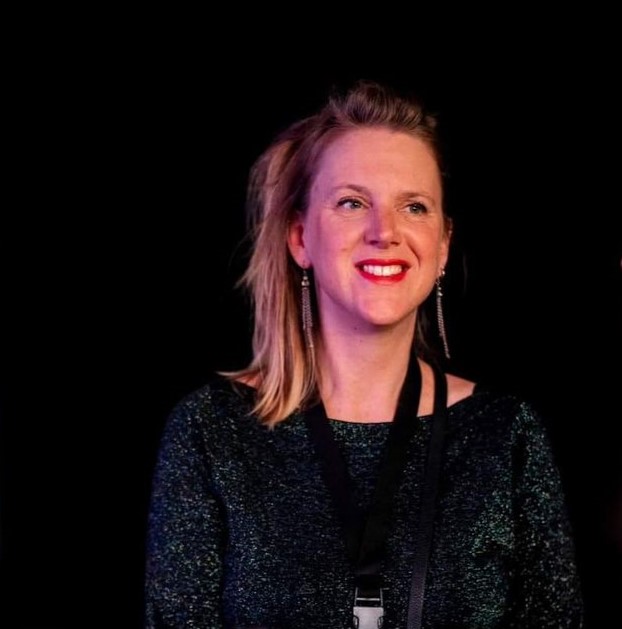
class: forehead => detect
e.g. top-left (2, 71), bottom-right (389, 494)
top-left (311, 127), bottom-right (440, 188)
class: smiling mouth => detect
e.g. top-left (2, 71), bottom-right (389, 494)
top-left (359, 264), bottom-right (406, 277)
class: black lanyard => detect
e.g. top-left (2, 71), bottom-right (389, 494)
top-left (304, 357), bottom-right (447, 629)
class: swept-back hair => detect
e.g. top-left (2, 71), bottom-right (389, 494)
top-left (221, 80), bottom-right (449, 426)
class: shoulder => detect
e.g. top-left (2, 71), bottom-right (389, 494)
top-left (161, 374), bottom-right (258, 444)
top-left (443, 382), bottom-right (562, 477)
top-left (447, 377), bottom-right (549, 439)
top-left (172, 373), bottom-right (254, 415)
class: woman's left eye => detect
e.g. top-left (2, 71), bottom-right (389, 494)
top-left (407, 202), bottom-right (428, 214)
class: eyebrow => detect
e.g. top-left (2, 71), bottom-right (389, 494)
top-left (328, 184), bottom-right (371, 196)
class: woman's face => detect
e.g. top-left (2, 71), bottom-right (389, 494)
top-left (288, 127), bottom-right (449, 336)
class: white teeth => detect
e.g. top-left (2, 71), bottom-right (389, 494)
top-left (362, 264), bottom-right (403, 277)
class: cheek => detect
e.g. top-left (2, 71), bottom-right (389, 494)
top-left (410, 227), bottom-right (444, 252)
top-left (305, 219), bottom-right (349, 260)
top-left (302, 222), bottom-right (322, 259)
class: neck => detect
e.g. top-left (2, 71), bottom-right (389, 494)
top-left (316, 323), bottom-right (418, 422)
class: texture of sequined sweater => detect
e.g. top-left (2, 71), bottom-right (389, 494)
top-left (144, 375), bottom-right (583, 628)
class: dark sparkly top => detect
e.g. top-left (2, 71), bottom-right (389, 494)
top-left (145, 375), bottom-right (583, 628)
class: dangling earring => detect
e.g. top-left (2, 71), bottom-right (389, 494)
top-left (436, 269), bottom-right (450, 360)
top-left (301, 268), bottom-right (314, 350)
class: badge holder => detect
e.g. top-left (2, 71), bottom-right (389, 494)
top-left (352, 585), bottom-right (384, 629)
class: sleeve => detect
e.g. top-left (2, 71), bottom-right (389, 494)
top-left (509, 401), bottom-right (584, 628)
top-left (144, 396), bottom-right (226, 628)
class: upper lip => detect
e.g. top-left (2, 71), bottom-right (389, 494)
top-left (356, 258), bottom-right (410, 268)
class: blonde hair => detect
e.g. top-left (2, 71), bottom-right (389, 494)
top-left (221, 80), bottom-right (450, 426)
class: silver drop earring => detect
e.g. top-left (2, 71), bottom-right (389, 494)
top-left (301, 268), bottom-right (314, 350)
top-left (436, 270), bottom-right (451, 360)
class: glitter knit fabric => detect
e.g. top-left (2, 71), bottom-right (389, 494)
top-left (144, 376), bottom-right (583, 628)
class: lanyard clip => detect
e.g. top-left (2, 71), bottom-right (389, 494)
top-left (352, 585), bottom-right (384, 629)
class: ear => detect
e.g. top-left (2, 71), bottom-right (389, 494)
top-left (287, 213), bottom-right (308, 268)
top-left (438, 217), bottom-right (453, 275)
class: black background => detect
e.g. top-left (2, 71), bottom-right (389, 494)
top-left (2, 14), bottom-right (621, 629)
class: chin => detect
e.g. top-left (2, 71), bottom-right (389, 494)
top-left (364, 311), bottom-right (414, 329)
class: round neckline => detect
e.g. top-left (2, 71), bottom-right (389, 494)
top-left (327, 387), bottom-right (480, 424)
top-left (226, 376), bottom-right (484, 423)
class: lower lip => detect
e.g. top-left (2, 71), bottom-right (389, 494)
top-left (357, 267), bottom-right (408, 283)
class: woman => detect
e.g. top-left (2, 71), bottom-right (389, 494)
top-left (144, 80), bottom-right (583, 628)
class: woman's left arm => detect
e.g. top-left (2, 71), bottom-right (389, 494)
top-left (511, 402), bottom-right (584, 628)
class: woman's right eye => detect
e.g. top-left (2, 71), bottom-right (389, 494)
top-left (337, 197), bottom-right (364, 210)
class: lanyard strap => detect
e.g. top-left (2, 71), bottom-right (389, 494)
top-left (407, 362), bottom-right (447, 629)
top-left (304, 355), bottom-right (422, 583)
top-left (304, 357), bottom-right (447, 629)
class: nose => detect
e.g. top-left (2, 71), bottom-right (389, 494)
top-left (364, 205), bottom-right (400, 248)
